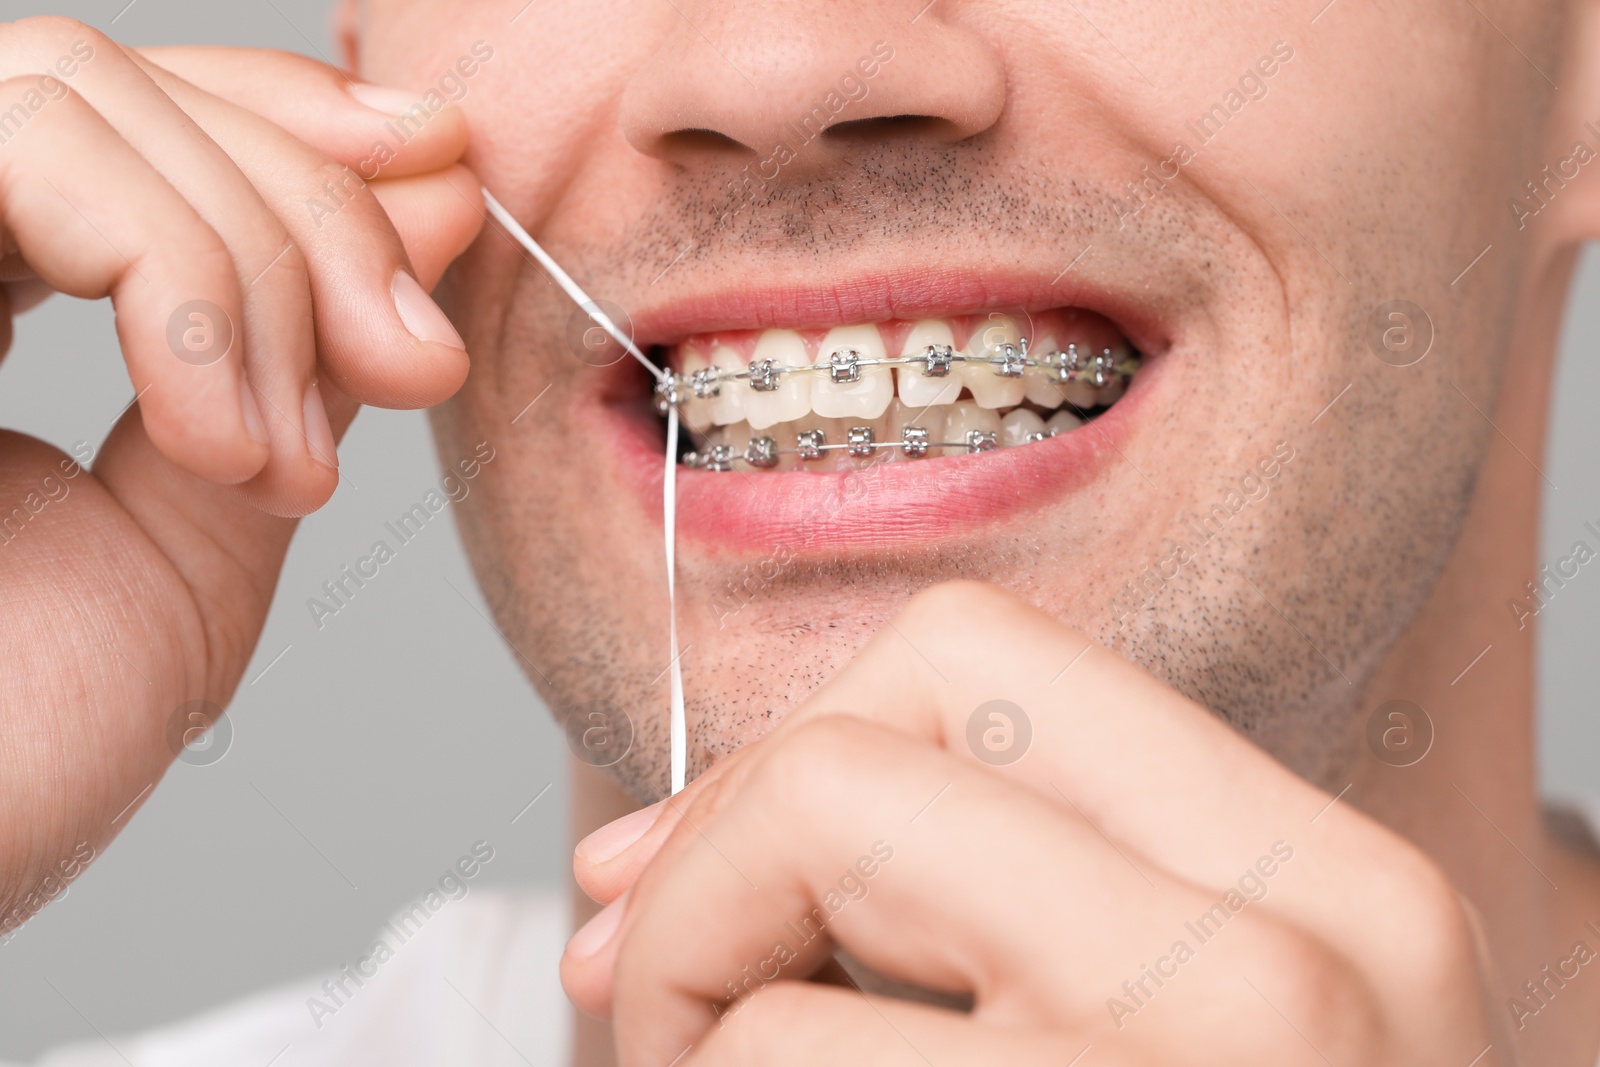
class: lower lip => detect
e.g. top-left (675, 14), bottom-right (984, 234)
top-left (606, 360), bottom-right (1158, 554)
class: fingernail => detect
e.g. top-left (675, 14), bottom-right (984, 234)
top-left (576, 802), bottom-right (665, 865)
top-left (392, 270), bottom-right (466, 350)
top-left (567, 894), bottom-right (626, 960)
top-left (302, 382), bottom-right (338, 470)
top-left (239, 375), bottom-right (268, 446)
top-left (347, 81), bottom-right (420, 115)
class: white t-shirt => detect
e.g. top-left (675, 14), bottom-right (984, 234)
top-left (11, 799), bottom-right (1600, 1067)
top-left (14, 891), bottom-right (571, 1067)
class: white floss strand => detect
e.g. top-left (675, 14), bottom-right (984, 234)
top-left (482, 188), bottom-right (689, 795)
top-left (480, 190), bottom-right (662, 383)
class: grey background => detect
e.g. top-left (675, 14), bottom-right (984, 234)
top-left (0, 0), bottom-right (1597, 1058)
top-left (0, 2), bottom-right (570, 1059)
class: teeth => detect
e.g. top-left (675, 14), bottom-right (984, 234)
top-left (961, 314), bottom-right (1028, 409)
top-left (789, 413), bottom-right (847, 472)
top-left (708, 345), bottom-right (746, 426)
top-left (679, 348), bottom-right (715, 431)
top-left (695, 426), bottom-right (731, 471)
top-left (1023, 333), bottom-right (1066, 409)
top-left (1046, 409), bottom-right (1085, 436)
top-left (1057, 344), bottom-right (1100, 410)
top-left (744, 330), bottom-right (812, 430)
top-left (721, 420), bottom-right (752, 461)
top-left (887, 397), bottom-right (947, 438)
top-left (1000, 408), bottom-right (1047, 446)
top-left (1060, 381), bottom-right (1098, 410)
top-left (896, 320), bottom-right (963, 407)
top-left (941, 400), bottom-right (1002, 458)
top-left (812, 325), bottom-right (893, 420)
top-left (886, 399), bottom-right (946, 463)
top-left (845, 405), bottom-right (897, 468)
top-left (671, 313), bottom-right (1137, 470)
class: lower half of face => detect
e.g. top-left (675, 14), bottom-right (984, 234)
top-left (402, 0), bottom-right (1554, 801)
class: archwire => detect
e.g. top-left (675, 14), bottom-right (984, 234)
top-left (481, 189), bottom-right (689, 795)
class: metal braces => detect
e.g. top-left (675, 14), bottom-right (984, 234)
top-left (653, 340), bottom-right (1140, 413)
top-left (681, 423), bottom-right (1080, 471)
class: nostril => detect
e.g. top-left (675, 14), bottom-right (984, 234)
top-left (660, 128), bottom-right (752, 157)
top-left (621, 14), bottom-right (1005, 164)
top-left (822, 114), bottom-right (961, 143)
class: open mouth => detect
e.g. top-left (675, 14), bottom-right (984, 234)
top-left (649, 308), bottom-right (1141, 472)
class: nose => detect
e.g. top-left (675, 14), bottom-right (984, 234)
top-left (619, 1), bottom-right (1006, 174)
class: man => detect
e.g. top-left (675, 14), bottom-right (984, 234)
top-left (0, 0), bottom-right (1597, 1063)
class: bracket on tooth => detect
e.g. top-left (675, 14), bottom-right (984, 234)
top-left (1042, 344), bottom-right (1082, 384)
top-left (993, 341), bottom-right (1028, 378)
top-left (965, 430), bottom-right (998, 454)
top-left (920, 344), bottom-right (954, 377)
top-left (744, 436), bottom-right (779, 469)
top-left (660, 339), bottom-right (1140, 408)
top-left (1089, 349), bottom-right (1118, 388)
top-left (901, 426), bottom-right (930, 458)
top-left (846, 426), bottom-right (876, 457)
top-left (829, 349), bottom-right (862, 384)
top-left (796, 429), bottom-right (827, 461)
top-left (653, 377), bottom-right (683, 414)
top-left (690, 367), bottom-right (721, 399)
top-left (687, 423), bottom-right (1062, 470)
top-left (747, 359), bottom-right (781, 391)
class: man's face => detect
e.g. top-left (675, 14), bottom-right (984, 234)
top-left (360, 0), bottom-right (1555, 799)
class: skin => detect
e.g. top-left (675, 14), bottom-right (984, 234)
top-left (367, 0), bottom-right (1600, 1060)
top-left (0, 16), bottom-right (483, 955)
top-left (364, 0), bottom-right (1597, 1060)
top-left (392, 0), bottom-right (1543, 796)
top-left (2, 0), bottom-right (1599, 1062)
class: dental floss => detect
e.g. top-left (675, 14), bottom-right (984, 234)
top-left (662, 406), bottom-right (687, 794)
top-left (481, 189), bottom-right (689, 795)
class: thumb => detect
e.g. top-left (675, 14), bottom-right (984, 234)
top-left (369, 164), bottom-right (486, 291)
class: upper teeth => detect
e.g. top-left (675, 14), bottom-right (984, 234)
top-left (660, 317), bottom-right (1137, 430)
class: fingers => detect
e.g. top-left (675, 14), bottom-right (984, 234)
top-left (682, 984), bottom-right (1085, 1067)
top-left (589, 718), bottom-right (1422, 1067)
top-left (132, 45), bottom-right (470, 180)
top-left (0, 20), bottom-right (483, 512)
top-left (22, 35), bottom-right (342, 508)
top-left (770, 583), bottom-right (1378, 890)
top-left (576, 718), bottom-right (1221, 1065)
top-left (573, 797), bottom-right (669, 906)
top-left (128, 50), bottom-right (477, 411)
top-left (0, 80), bottom-right (265, 485)
top-left (92, 379), bottom-right (361, 654)
top-left (3, 276), bottom-right (54, 315)
top-left (590, 582), bottom-right (1330, 906)
top-left (366, 165), bottom-right (486, 291)
top-left (573, 582), bottom-right (1498, 1067)
top-left (775, 583), bottom-right (1469, 980)
top-left (576, 582), bottom-right (1468, 1046)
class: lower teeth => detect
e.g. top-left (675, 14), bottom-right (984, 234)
top-left (678, 397), bottom-right (1116, 471)
top-left (686, 424), bottom-right (1000, 471)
